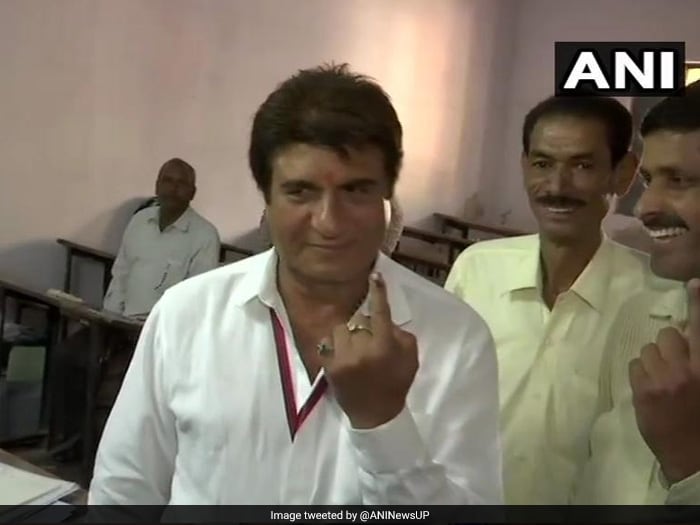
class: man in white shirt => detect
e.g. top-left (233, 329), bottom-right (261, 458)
top-left (103, 158), bottom-right (220, 316)
top-left (88, 63), bottom-right (502, 511)
top-left (49, 158), bottom-right (220, 459)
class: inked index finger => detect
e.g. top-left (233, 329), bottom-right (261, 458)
top-left (368, 272), bottom-right (392, 337)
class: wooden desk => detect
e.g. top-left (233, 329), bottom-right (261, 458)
top-left (433, 212), bottom-right (529, 239)
top-left (0, 279), bottom-right (62, 426)
top-left (55, 301), bottom-right (143, 486)
top-left (56, 239), bottom-right (115, 298)
top-left (58, 238), bottom-right (256, 289)
top-left (219, 242), bottom-right (255, 262)
top-left (0, 448), bottom-right (87, 505)
top-left (399, 226), bottom-right (474, 263)
top-left (391, 251), bottom-right (451, 284)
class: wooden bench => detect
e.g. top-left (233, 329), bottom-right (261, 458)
top-left (391, 251), bottom-right (451, 285)
top-left (0, 279), bottom-right (61, 345)
top-left (433, 212), bottom-right (528, 239)
top-left (58, 238), bottom-right (256, 296)
top-left (57, 239), bottom-right (115, 297)
top-left (399, 226), bottom-right (474, 263)
top-left (0, 279), bottom-right (62, 429)
top-left (220, 243), bottom-right (255, 262)
top-left (52, 301), bottom-right (143, 485)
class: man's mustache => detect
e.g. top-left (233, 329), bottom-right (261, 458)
top-left (535, 194), bottom-right (586, 207)
top-left (642, 214), bottom-right (688, 230)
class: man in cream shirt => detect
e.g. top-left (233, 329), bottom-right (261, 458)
top-left (575, 81), bottom-right (700, 507)
top-left (88, 64), bottom-right (502, 511)
top-left (445, 95), bottom-right (653, 504)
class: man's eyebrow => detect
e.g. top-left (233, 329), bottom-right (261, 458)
top-left (279, 179), bottom-right (319, 190)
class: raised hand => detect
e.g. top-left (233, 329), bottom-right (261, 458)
top-left (319, 272), bottom-right (419, 429)
top-left (630, 278), bottom-right (700, 484)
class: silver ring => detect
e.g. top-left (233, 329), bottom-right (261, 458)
top-left (317, 341), bottom-right (334, 356)
top-left (347, 323), bottom-right (373, 335)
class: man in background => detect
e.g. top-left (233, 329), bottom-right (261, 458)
top-left (49, 158), bottom-right (220, 459)
top-left (445, 95), bottom-right (653, 504)
top-left (103, 158), bottom-right (220, 316)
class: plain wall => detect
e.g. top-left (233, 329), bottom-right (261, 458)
top-left (4, 0), bottom-right (700, 293)
top-left (0, 0), bottom-right (510, 292)
top-left (486, 0), bottom-right (700, 230)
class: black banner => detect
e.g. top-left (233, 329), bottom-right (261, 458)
top-left (2, 504), bottom-right (699, 524)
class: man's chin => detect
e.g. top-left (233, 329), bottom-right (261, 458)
top-left (650, 254), bottom-right (699, 283)
top-left (303, 264), bottom-right (364, 283)
top-left (291, 257), bottom-right (374, 284)
top-left (537, 222), bottom-right (583, 244)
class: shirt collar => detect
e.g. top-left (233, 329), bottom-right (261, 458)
top-left (567, 236), bottom-right (614, 311)
top-left (498, 233), bottom-right (614, 311)
top-left (230, 249), bottom-right (412, 326)
top-left (498, 235), bottom-right (541, 294)
top-left (146, 206), bottom-right (193, 232)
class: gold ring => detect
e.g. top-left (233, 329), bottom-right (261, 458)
top-left (347, 323), bottom-right (373, 335)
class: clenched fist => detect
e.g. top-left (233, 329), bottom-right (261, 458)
top-left (630, 278), bottom-right (700, 484)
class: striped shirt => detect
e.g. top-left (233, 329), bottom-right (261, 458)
top-left (573, 278), bottom-right (700, 504)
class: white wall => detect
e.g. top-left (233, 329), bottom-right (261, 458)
top-left (486, 0), bottom-right (700, 230)
top-left (0, 0), bottom-right (506, 292)
top-left (6, 0), bottom-right (700, 293)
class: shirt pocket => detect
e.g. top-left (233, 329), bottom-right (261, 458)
top-left (158, 259), bottom-right (188, 290)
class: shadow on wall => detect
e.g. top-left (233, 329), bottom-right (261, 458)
top-left (64, 197), bottom-right (156, 304)
top-left (69, 197), bottom-right (153, 254)
top-left (0, 197), bottom-right (154, 305)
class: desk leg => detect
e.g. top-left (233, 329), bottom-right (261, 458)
top-left (102, 267), bottom-right (111, 300)
top-left (63, 252), bottom-right (73, 293)
top-left (39, 307), bottom-right (61, 431)
top-left (0, 287), bottom-right (6, 346)
top-left (449, 246), bottom-right (457, 264)
top-left (83, 323), bottom-right (105, 487)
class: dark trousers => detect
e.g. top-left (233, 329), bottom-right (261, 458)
top-left (48, 326), bottom-right (135, 456)
top-left (48, 327), bottom-right (89, 449)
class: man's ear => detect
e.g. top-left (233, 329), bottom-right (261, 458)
top-left (612, 150), bottom-right (639, 197)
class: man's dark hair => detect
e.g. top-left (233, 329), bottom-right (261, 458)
top-left (158, 158), bottom-right (195, 183)
top-left (641, 80), bottom-right (700, 137)
top-left (249, 63), bottom-right (403, 201)
top-left (522, 95), bottom-right (633, 167)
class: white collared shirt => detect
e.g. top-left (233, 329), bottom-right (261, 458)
top-left (89, 249), bottom-right (503, 505)
top-left (102, 206), bottom-right (220, 316)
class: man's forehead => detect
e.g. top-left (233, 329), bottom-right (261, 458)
top-left (642, 130), bottom-right (700, 167)
top-left (160, 168), bottom-right (193, 181)
top-left (530, 117), bottom-right (608, 154)
top-left (273, 144), bottom-right (386, 183)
